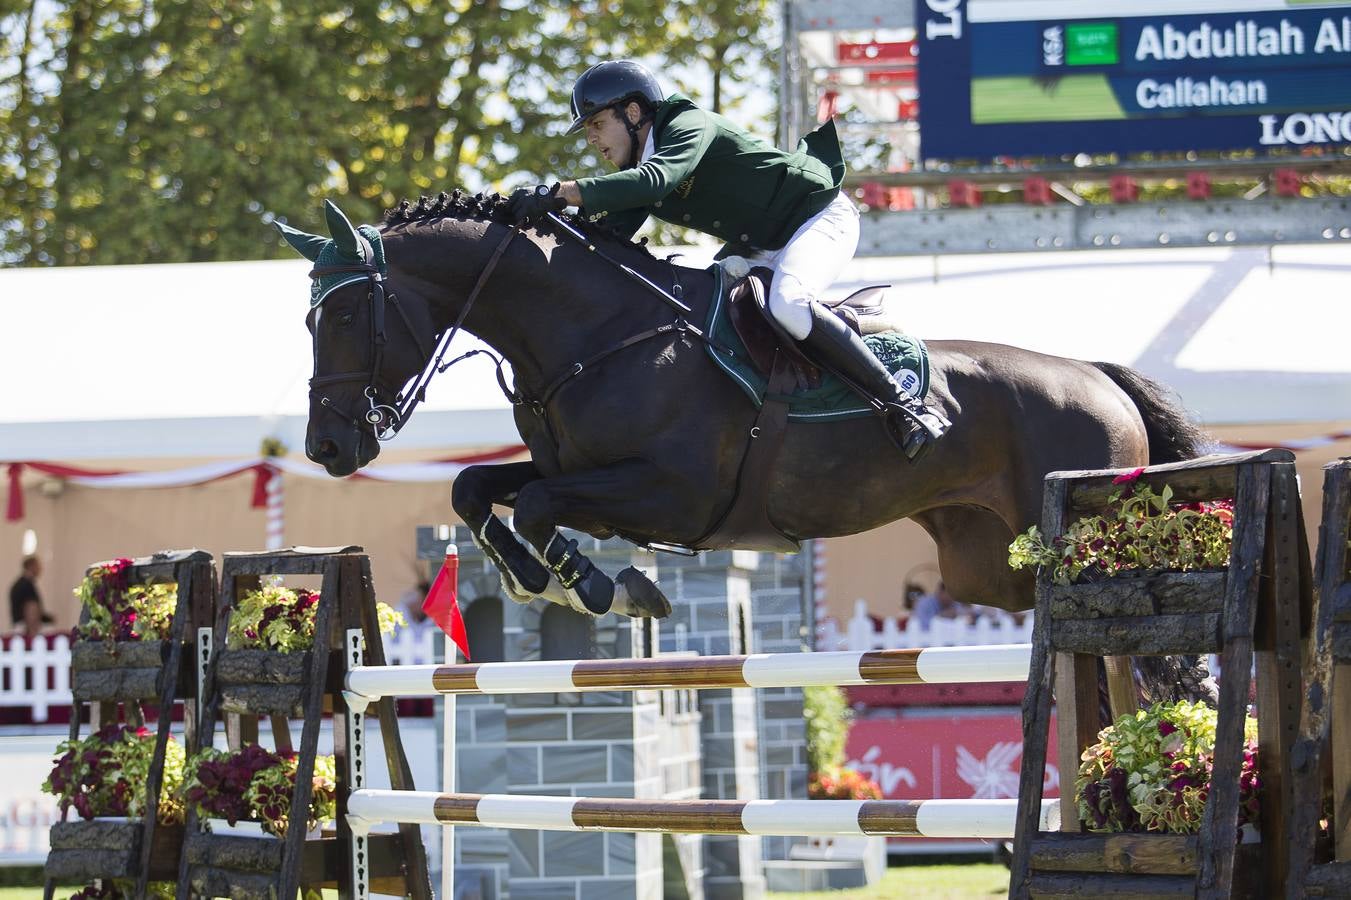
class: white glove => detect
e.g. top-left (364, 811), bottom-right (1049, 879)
top-left (718, 255), bottom-right (751, 280)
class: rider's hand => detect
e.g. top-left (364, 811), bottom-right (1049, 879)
top-left (507, 182), bottom-right (567, 225)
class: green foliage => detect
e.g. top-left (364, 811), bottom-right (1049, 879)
top-left (1077, 701), bottom-right (1259, 834)
top-left (802, 683), bottom-right (851, 774)
top-left (0, 0), bottom-right (776, 265)
top-left (226, 584), bottom-right (403, 652)
top-left (1008, 476), bottom-right (1234, 586)
top-left (44, 724), bottom-right (186, 824)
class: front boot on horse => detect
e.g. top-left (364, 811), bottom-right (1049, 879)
top-left (543, 533), bottom-right (614, 615)
top-left (799, 303), bottom-right (950, 461)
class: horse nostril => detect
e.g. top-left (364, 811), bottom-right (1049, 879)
top-left (312, 439), bottom-right (339, 461)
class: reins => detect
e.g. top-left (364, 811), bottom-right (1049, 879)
top-left (309, 212), bottom-right (730, 444)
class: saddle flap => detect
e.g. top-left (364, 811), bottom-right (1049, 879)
top-left (726, 269), bottom-right (821, 392)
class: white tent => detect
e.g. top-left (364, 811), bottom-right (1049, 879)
top-left (3, 241), bottom-right (1348, 628)
top-left (5, 243), bottom-right (1348, 465)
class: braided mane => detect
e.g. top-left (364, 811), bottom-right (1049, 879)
top-left (382, 189), bottom-right (656, 259)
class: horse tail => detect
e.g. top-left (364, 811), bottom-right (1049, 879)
top-left (1091, 362), bottom-right (1207, 464)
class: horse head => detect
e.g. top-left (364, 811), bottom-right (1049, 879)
top-left (277, 200), bottom-right (435, 476)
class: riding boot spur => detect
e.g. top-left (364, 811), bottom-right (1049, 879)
top-left (543, 532), bottom-right (614, 615)
top-left (799, 302), bottom-right (951, 461)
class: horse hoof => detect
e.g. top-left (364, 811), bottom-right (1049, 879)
top-left (613, 567), bottom-right (672, 619)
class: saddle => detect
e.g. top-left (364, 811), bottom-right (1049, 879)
top-left (700, 269), bottom-right (896, 554)
top-left (726, 268), bottom-right (894, 392)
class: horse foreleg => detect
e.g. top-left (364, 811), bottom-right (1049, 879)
top-left (511, 461), bottom-right (680, 619)
top-left (451, 462), bottom-right (552, 601)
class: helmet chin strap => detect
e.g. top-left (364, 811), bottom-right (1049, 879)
top-left (621, 108), bottom-right (650, 171)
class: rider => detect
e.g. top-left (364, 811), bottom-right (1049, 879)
top-left (506, 59), bottom-right (949, 460)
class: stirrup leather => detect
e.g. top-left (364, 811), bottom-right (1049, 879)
top-left (544, 533), bottom-right (590, 590)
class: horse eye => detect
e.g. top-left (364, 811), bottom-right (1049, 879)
top-left (336, 312), bottom-right (355, 327)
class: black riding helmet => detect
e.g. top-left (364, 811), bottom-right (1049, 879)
top-left (568, 60), bottom-right (664, 170)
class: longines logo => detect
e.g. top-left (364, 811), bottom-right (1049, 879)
top-left (676, 177), bottom-right (695, 198)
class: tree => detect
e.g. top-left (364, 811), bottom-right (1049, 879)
top-left (0, 1), bottom-right (778, 264)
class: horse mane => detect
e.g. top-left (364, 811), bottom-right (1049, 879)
top-left (382, 189), bottom-right (656, 259)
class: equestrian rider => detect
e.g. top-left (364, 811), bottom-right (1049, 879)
top-left (506, 59), bottom-right (949, 460)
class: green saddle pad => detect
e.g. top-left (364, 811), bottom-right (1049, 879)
top-left (704, 265), bottom-right (930, 422)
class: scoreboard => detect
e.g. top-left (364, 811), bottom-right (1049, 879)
top-left (917, 0), bottom-right (1351, 159)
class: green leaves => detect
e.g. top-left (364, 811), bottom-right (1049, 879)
top-left (1, 1), bottom-right (775, 264)
top-left (1007, 483), bottom-right (1235, 585)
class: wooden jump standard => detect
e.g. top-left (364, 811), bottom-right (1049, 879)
top-left (344, 643), bottom-right (1033, 699)
top-left (347, 791), bottom-right (1059, 839)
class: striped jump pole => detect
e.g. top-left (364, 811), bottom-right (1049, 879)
top-left (345, 643), bottom-right (1032, 700)
top-left (347, 791), bottom-right (1059, 839)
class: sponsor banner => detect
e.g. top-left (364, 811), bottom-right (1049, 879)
top-left (845, 711), bottom-right (1059, 801)
top-left (918, 0), bottom-right (1351, 158)
top-left (0, 734), bottom-right (65, 865)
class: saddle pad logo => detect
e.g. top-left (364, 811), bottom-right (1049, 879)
top-left (676, 176), bottom-right (696, 198)
top-left (898, 369), bottom-right (921, 395)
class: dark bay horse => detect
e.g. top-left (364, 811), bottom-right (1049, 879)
top-left (281, 192), bottom-right (1205, 620)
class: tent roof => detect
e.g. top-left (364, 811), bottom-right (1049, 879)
top-left (5, 243), bottom-right (1348, 461)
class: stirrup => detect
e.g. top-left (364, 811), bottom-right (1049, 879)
top-left (895, 397), bottom-right (951, 440)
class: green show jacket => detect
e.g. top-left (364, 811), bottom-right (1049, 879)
top-left (575, 93), bottom-right (846, 251)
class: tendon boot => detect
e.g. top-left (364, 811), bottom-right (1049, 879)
top-left (799, 302), bottom-right (950, 461)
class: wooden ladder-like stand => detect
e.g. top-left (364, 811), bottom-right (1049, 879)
top-left (1010, 449), bottom-right (1309, 900)
top-left (177, 547), bottom-right (431, 899)
top-left (1287, 458), bottom-right (1351, 897)
top-left (44, 549), bottom-right (215, 899)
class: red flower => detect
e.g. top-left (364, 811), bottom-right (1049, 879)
top-left (1112, 467), bottom-right (1146, 484)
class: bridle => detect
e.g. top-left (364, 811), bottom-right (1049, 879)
top-left (306, 215), bottom-right (724, 446)
top-left (306, 226), bottom-right (519, 441)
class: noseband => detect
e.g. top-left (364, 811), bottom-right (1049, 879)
top-left (306, 225), bottom-right (520, 442)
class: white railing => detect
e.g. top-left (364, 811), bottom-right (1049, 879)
top-left (0, 634), bottom-right (72, 723)
top-left (817, 600), bottom-right (1036, 652)
top-left (0, 626), bottom-right (442, 723)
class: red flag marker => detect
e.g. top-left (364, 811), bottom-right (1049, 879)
top-left (422, 544), bottom-right (470, 661)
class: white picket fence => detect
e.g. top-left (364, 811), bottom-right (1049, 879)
top-left (1, 605), bottom-right (1036, 721)
top-left (0, 626), bottom-right (441, 723)
top-left (817, 599), bottom-right (1036, 651)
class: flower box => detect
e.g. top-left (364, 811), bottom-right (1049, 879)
top-left (70, 640), bottom-right (170, 702)
top-left (213, 647), bottom-right (309, 717)
top-left (1027, 832), bottom-right (1264, 899)
top-left (44, 820), bottom-right (184, 883)
top-left (1047, 569), bottom-right (1229, 656)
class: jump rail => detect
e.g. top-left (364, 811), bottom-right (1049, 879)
top-left (345, 643), bottom-right (1033, 699)
top-left (348, 791), bottom-right (1059, 839)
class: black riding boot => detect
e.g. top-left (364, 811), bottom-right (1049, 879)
top-left (799, 303), bottom-right (950, 460)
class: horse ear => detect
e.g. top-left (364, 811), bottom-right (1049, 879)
top-left (324, 199), bottom-right (364, 261)
top-left (273, 221), bottom-right (328, 262)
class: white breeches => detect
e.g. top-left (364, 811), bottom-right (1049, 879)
top-left (745, 191), bottom-right (860, 341)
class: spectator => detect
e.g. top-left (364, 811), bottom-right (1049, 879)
top-left (397, 578), bottom-right (435, 636)
top-left (9, 555), bottom-right (53, 638)
top-left (912, 581), bottom-right (969, 630)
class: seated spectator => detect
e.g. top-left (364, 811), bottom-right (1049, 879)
top-left (912, 581), bottom-right (970, 630)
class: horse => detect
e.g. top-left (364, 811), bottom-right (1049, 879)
top-left (279, 192), bottom-right (1207, 628)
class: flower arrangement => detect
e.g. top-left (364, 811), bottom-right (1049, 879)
top-left (67, 881), bottom-right (175, 900)
top-left (43, 724), bottom-right (185, 824)
top-left (1008, 469), bottom-right (1234, 586)
top-left (226, 585), bottom-right (404, 652)
top-left (808, 765), bottom-right (883, 801)
top-left (1077, 700), bottom-right (1260, 837)
top-left (74, 558), bottom-right (178, 642)
top-left (182, 744), bottom-right (337, 838)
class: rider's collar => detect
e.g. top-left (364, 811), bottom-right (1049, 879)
top-left (310, 224), bottom-right (388, 308)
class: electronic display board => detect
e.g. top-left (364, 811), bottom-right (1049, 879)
top-left (917, 0), bottom-right (1351, 159)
